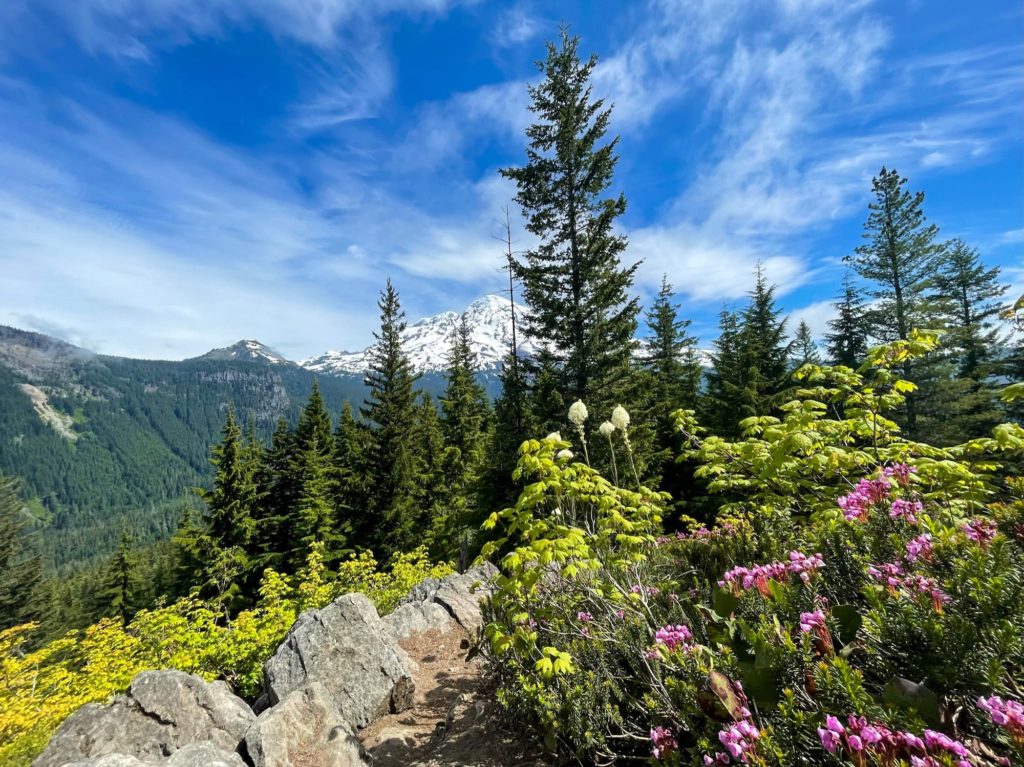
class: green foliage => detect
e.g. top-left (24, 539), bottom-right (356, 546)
top-left (0, 545), bottom-right (453, 767)
top-left (0, 475), bottom-right (41, 631)
top-left (482, 336), bottom-right (1024, 765)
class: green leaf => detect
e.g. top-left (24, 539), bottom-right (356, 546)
top-left (713, 588), bottom-right (739, 616)
top-left (831, 604), bottom-right (862, 645)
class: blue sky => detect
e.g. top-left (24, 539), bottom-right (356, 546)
top-left (0, 0), bottom-right (1020, 360)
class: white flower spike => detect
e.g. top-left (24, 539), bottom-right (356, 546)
top-left (568, 400), bottom-right (588, 426)
top-left (611, 405), bottom-right (630, 431)
top-left (599, 421), bottom-right (615, 437)
top-left (556, 449), bottom-right (574, 461)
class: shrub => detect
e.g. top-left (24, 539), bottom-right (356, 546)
top-left (483, 334), bottom-right (1024, 765)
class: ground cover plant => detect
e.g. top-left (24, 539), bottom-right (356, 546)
top-left (482, 333), bottom-right (1024, 765)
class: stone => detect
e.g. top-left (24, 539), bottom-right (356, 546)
top-left (432, 564), bottom-right (497, 632)
top-left (263, 593), bottom-right (416, 729)
top-left (34, 671), bottom-right (254, 767)
top-left (383, 601), bottom-right (454, 641)
top-left (66, 742), bottom-right (247, 767)
top-left (244, 684), bottom-right (369, 767)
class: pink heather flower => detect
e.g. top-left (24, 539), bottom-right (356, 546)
top-left (882, 463), bottom-right (916, 484)
top-left (978, 695), bottom-right (1024, 740)
top-left (890, 498), bottom-right (923, 525)
top-left (818, 727), bottom-right (841, 753)
top-left (615, 609), bottom-right (626, 620)
top-left (905, 534), bottom-right (933, 563)
top-left (963, 517), bottom-right (998, 547)
top-left (644, 648), bottom-right (661, 661)
top-left (799, 610), bottom-right (827, 634)
top-left (838, 478), bottom-right (891, 521)
top-left (923, 730), bottom-right (970, 758)
top-left (650, 726), bottom-right (678, 759)
top-left (655, 624), bottom-right (694, 652)
top-left (576, 611), bottom-right (592, 622)
top-left (719, 552), bottom-right (823, 595)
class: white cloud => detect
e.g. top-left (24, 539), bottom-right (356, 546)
top-left (491, 5), bottom-right (544, 48)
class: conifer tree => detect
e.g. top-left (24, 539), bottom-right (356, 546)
top-left (332, 400), bottom-right (368, 544)
top-left (530, 346), bottom-right (566, 436)
top-left (737, 266), bottom-right (792, 419)
top-left (825, 272), bottom-right (871, 367)
top-left (484, 350), bottom-right (534, 511)
top-left (361, 279), bottom-right (420, 555)
top-left (200, 407), bottom-right (258, 552)
top-left (927, 239), bottom-right (1007, 378)
top-left (704, 309), bottom-right (743, 436)
top-left (292, 433), bottom-right (338, 566)
top-left (440, 317), bottom-right (490, 488)
top-left (101, 528), bottom-right (139, 625)
top-left (846, 167), bottom-right (945, 437)
top-left (791, 320), bottom-right (821, 368)
top-left (644, 276), bottom-right (702, 411)
top-left (0, 473), bottom-right (41, 631)
top-left (501, 27), bottom-right (640, 415)
top-left (293, 380), bottom-right (334, 459)
top-left (255, 417), bottom-right (295, 565)
top-left (641, 276), bottom-right (702, 510)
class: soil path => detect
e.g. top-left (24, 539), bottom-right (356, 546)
top-left (359, 626), bottom-right (547, 766)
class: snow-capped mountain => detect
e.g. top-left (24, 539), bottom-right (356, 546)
top-left (197, 339), bottom-right (293, 365)
top-left (302, 294), bottom-right (539, 375)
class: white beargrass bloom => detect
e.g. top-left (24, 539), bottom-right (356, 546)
top-left (556, 449), bottom-right (574, 461)
top-left (544, 431), bottom-right (563, 442)
top-left (568, 399), bottom-right (588, 426)
top-left (611, 405), bottom-right (630, 431)
top-left (599, 421), bottom-right (616, 437)
top-left (552, 507), bottom-right (562, 517)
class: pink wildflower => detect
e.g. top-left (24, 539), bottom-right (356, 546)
top-left (576, 611), bottom-right (592, 622)
top-left (882, 463), bottom-right (916, 484)
top-left (962, 517), bottom-right (997, 547)
top-left (890, 499), bottom-right (923, 525)
top-left (799, 610), bottom-right (827, 634)
top-left (650, 726), bottom-right (678, 759)
top-left (905, 534), bottom-right (933, 563)
top-left (838, 478), bottom-right (891, 521)
top-left (655, 624), bottom-right (694, 651)
top-left (978, 695), bottom-right (1024, 742)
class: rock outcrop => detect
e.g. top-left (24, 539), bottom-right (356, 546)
top-left (244, 684), bottom-right (369, 767)
top-left (66, 743), bottom-right (247, 767)
top-left (400, 562), bottom-right (498, 632)
top-left (263, 593), bottom-right (417, 728)
top-left (35, 564), bottom-right (500, 767)
top-left (34, 671), bottom-right (254, 767)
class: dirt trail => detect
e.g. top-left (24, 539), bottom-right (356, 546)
top-left (360, 626), bottom-right (547, 767)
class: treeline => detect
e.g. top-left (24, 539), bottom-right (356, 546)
top-left (1, 28), bottom-right (1020, 634)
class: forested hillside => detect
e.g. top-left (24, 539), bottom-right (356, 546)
top-left (0, 327), bottom-right (368, 570)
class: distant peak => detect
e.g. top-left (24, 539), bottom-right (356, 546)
top-left (196, 339), bottom-right (292, 365)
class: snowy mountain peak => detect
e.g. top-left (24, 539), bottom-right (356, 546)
top-left (197, 339), bottom-right (292, 365)
top-left (301, 295), bottom-right (539, 376)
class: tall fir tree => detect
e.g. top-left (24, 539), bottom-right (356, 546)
top-left (254, 417), bottom-right (295, 566)
top-left (501, 27), bottom-right (640, 416)
top-left (641, 276), bottom-right (702, 514)
top-left (101, 528), bottom-right (139, 625)
top-left (845, 167), bottom-right (945, 438)
top-left (825, 272), bottom-right (871, 367)
top-left (291, 432), bottom-right (338, 566)
top-left (437, 319), bottom-right (490, 558)
top-left (332, 400), bottom-right (368, 545)
top-left (361, 279), bottom-right (421, 556)
top-left (0, 473), bottom-right (41, 631)
top-left (704, 309), bottom-right (743, 436)
top-left (484, 350), bottom-right (535, 511)
top-left (927, 239), bottom-right (1007, 378)
top-left (791, 320), bottom-right (821, 368)
top-left (736, 266), bottom-right (792, 420)
top-left (529, 346), bottom-right (567, 436)
top-left (200, 407), bottom-right (258, 552)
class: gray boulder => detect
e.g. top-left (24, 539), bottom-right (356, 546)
top-left (383, 601), bottom-right (454, 640)
top-left (35, 671), bottom-right (254, 767)
top-left (67, 742), bottom-right (247, 767)
top-left (432, 563), bottom-right (498, 632)
top-left (263, 593), bottom-right (416, 728)
top-left (244, 684), bottom-right (369, 767)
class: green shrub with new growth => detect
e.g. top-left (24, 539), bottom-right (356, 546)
top-left (482, 331), bottom-right (1024, 765)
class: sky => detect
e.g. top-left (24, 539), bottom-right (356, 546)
top-left (0, 0), bottom-right (1021, 361)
